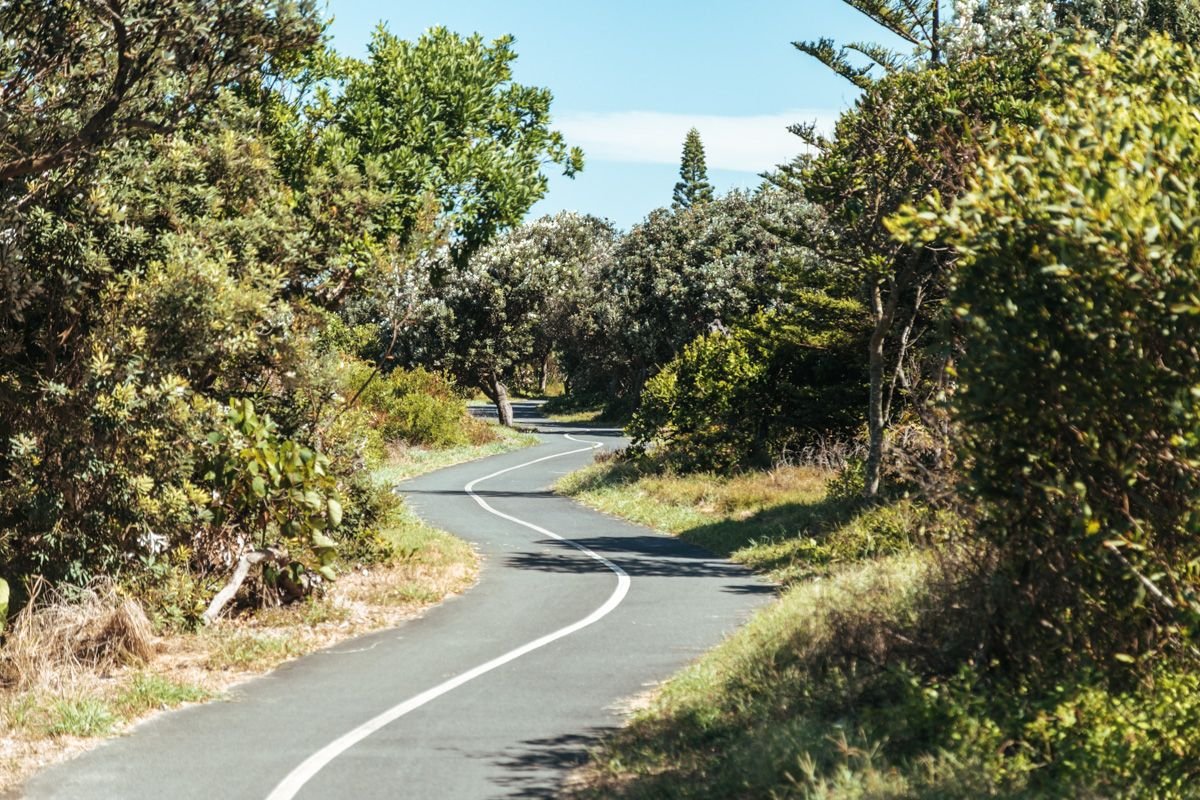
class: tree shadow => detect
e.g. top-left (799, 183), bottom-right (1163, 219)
top-left (505, 534), bottom-right (770, 588)
top-left (486, 730), bottom-right (612, 798)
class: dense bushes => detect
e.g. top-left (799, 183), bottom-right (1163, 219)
top-left (897, 34), bottom-right (1200, 668)
top-left (0, 6), bottom-right (576, 623)
top-left (630, 295), bottom-right (868, 472)
top-left (343, 363), bottom-right (480, 450)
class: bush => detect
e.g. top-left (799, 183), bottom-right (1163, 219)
top-left (895, 34), bottom-right (1200, 668)
top-left (343, 363), bottom-right (474, 448)
top-left (630, 300), bottom-right (868, 473)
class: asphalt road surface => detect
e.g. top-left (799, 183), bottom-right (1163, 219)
top-left (17, 402), bottom-right (774, 799)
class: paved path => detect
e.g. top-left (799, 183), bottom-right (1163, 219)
top-left (17, 403), bottom-right (773, 799)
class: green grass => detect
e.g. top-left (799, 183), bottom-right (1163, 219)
top-left (112, 672), bottom-right (210, 717)
top-left (559, 460), bottom-right (1200, 799)
top-left (557, 460), bottom-right (924, 585)
top-left (4, 674), bottom-right (211, 743)
top-left (44, 697), bottom-right (117, 738)
top-left (540, 394), bottom-right (631, 426)
top-left (206, 631), bottom-right (307, 671)
top-left (370, 424), bottom-right (537, 486)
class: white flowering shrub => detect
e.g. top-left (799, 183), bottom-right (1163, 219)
top-left (944, 0), bottom-right (1057, 61)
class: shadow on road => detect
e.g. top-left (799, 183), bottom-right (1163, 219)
top-left (486, 730), bottom-right (613, 799)
top-left (402, 488), bottom-right (561, 500)
top-left (505, 535), bottom-right (774, 591)
top-left (470, 399), bottom-right (627, 437)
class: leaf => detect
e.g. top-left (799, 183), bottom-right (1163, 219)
top-left (318, 565), bottom-right (337, 582)
top-left (327, 498), bottom-right (343, 527)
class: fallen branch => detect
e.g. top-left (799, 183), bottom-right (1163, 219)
top-left (201, 547), bottom-right (289, 626)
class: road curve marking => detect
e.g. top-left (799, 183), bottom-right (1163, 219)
top-left (265, 435), bottom-right (630, 800)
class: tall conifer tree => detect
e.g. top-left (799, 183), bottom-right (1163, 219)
top-left (672, 128), bottom-right (714, 209)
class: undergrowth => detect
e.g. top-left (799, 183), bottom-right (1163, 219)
top-left (560, 458), bottom-right (1200, 798)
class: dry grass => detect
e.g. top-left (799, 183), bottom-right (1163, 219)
top-left (0, 580), bottom-right (155, 692)
top-left (0, 546), bottom-right (479, 791)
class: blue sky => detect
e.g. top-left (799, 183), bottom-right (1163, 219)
top-left (324, 1), bottom-right (899, 230)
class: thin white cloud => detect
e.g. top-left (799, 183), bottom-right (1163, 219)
top-left (555, 109), bottom-right (838, 173)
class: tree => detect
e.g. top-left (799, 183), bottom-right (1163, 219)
top-left (330, 26), bottom-right (584, 269)
top-left (405, 213), bottom-right (613, 426)
top-left (794, 0), bottom-right (943, 90)
top-left (672, 128), bottom-right (714, 209)
top-left (0, 0), bottom-right (320, 190)
top-left (565, 188), bottom-right (802, 407)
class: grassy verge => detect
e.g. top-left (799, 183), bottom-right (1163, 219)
top-left (559, 460), bottom-right (1200, 799)
top-left (0, 422), bottom-right (534, 791)
top-left (370, 424), bottom-right (538, 485)
top-left (557, 460), bottom-right (924, 585)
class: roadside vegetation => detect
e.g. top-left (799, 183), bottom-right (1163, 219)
top-left (4, 0), bottom-right (1200, 797)
top-left (0, 2), bottom-right (554, 789)
top-left (556, 3), bottom-right (1200, 797)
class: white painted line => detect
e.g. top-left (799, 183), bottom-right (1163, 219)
top-left (265, 435), bottom-right (628, 800)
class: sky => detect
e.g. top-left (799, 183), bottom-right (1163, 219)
top-left (324, 1), bottom-right (897, 231)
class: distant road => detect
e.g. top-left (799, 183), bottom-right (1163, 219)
top-left (18, 402), bottom-right (773, 799)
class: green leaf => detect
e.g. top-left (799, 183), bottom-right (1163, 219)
top-left (326, 498), bottom-right (343, 527)
top-left (318, 565), bottom-right (337, 582)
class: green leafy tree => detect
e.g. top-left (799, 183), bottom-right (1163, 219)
top-left (672, 128), bottom-right (714, 209)
top-left (566, 188), bottom-right (804, 407)
top-left (0, 0), bottom-right (320, 189)
top-left (775, 52), bottom-right (1039, 497)
top-left (406, 213), bottom-right (612, 425)
top-left (794, 0), bottom-right (943, 90)
top-left (329, 26), bottom-right (583, 268)
top-left (630, 299), bottom-right (868, 473)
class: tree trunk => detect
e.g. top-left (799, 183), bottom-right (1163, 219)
top-left (865, 279), bottom-right (902, 499)
top-left (485, 372), bottom-right (514, 427)
top-left (538, 352), bottom-right (551, 395)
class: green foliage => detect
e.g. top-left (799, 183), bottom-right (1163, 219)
top-left (127, 547), bottom-right (220, 630)
top-left (794, 0), bottom-right (942, 90)
top-left (405, 212), bottom-right (615, 420)
top-left (331, 26), bottom-right (583, 266)
top-left (0, 0), bottom-right (320, 189)
top-left (672, 128), bottom-right (714, 209)
top-left (895, 33), bottom-right (1200, 666)
top-left (347, 364), bottom-right (473, 448)
top-left (630, 299), bottom-right (868, 473)
top-left (566, 187), bottom-right (809, 404)
top-left (203, 399), bottom-right (342, 582)
top-left (1020, 667), bottom-right (1200, 797)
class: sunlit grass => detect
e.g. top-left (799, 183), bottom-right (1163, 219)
top-left (371, 424), bottom-right (538, 486)
top-left (557, 461), bottom-right (923, 585)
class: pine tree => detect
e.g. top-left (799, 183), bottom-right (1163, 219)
top-left (672, 128), bottom-right (714, 209)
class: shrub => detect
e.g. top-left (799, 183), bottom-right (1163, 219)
top-left (894, 34), bottom-right (1200, 668)
top-left (630, 300), bottom-right (867, 473)
top-left (343, 362), bottom-right (473, 448)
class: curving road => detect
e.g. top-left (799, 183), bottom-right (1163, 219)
top-left (16, 403), bottom-right (773, 799)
